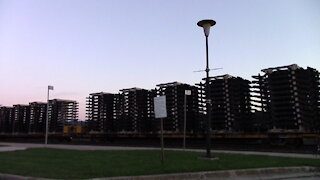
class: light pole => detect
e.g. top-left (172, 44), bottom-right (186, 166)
top-left (197, 19), bottom-right (216, 158)
top-left (183, 89), bottom-right (191, 149)
top-left (45, 85), bottom-right (54, 145)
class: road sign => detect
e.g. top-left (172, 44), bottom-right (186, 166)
top-left (154, 96), bottom-right (167, 118)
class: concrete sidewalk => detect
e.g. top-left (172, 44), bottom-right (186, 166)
top-left (90, 166), bottom-right (320, 180)
top-left (0, 166), bottom-right (318, 180)
top-left (0, 146), bottom-right (27, 152)
top-left (0, 142), bottom-right (319, 159)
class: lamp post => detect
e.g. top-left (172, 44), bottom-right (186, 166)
top-left (183, 89), bottom-right (191, 149)
top-left (45, 85), bottom-right (54, 145)
top-left (197, 19), bottom-right (216, 158)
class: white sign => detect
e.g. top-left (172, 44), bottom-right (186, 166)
top-left (185, 90), bottom-right (191, 95)
top-left (154, 96), bottom-right (167, 118)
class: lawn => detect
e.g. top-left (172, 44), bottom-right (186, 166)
top-left (0, 148), bottom-right (319, 179)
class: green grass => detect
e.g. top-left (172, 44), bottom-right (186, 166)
top-left (0, 148), bottom-right (319, 179)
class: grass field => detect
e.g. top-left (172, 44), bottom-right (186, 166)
top-left (0, 148), bottom-right (319, 179)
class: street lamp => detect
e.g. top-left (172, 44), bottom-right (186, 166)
top-left (45, 85), bottom-right (54, 145)
top-left (197, 19), bottom-right (216, 158)
top-left (183, 89), bottom-right (192, 149)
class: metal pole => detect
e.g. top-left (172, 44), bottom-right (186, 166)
top-left (160, 118), bottom-right (164, 164)
top-left (205, 36), bottom-right (212, 158)
top-left (183, 93), bottom-right (187, 149)
top-left (45, 87), bottom-right (49, 145)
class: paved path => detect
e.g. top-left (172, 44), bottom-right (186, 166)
top-left (0, 146), bottom-right (27, 152)
top-left (0, 142), bottom-right (319, 159)
top-left (0, 166), bottom-right (318, 180)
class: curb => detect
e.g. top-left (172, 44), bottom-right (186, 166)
top-left (0, 166), bottom-right (319, 180)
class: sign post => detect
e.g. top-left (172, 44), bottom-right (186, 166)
top-left (154, 95), bottom-right (167, 165)
top-left (160, 117), bottom-right (164, 164)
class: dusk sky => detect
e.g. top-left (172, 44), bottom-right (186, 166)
top-left (0, 0), bottom-right (319, 120)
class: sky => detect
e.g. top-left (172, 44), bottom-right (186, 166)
top-left (0, 0), bottom-right (319, 120)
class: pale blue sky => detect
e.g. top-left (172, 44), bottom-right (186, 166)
top-left (0, 0), bottom-right (319, 120)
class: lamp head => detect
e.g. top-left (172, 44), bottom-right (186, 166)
top-left (197, 19), bottom-right (216, 37)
